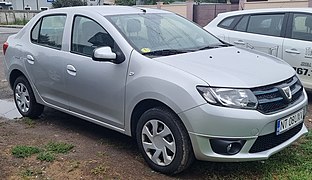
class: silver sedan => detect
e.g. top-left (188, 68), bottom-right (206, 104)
top-left (3, 6), bottom-right (308, 174)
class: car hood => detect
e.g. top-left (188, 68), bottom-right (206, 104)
top-left (155, 47), bottom-right (295, 88)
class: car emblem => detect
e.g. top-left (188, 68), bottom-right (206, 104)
top-left (282, 86), bottom-right (292, 101)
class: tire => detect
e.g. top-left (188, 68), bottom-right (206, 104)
top-left (13, 76), bottom-right (44, 119)
top-left (136, 107), bottom-right (194, 175)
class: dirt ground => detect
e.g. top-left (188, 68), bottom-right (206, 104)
top-left (0, 101), bottom-right (311, 180)
top-left (0, 107), bottom-right (173, 180)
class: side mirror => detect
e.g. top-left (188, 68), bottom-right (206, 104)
top-left (92, 47), bottom-right (116, 61)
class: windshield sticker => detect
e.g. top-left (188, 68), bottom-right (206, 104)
top-left (141, 48), bottom-right (151, 53)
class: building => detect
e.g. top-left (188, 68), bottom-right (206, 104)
top-left (0, 0), bottom-right (115, 10)
top-left (0, 0), bottom-right (53, 10)
top-left (242, 0), bottom-right (312, 9)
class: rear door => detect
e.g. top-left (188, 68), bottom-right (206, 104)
top-left (227, 13), bottom-right (287, 58)
top-left (25, 14), bottom-right (68, 108)
top-left (283, 12), bottom-right (312, 89)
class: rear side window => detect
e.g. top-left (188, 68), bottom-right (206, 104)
top-left (234, 16), bottom-right (249, 32)
top-left (71, 16), bottom-right (115, 57)
top-left (218, 16), bottom-right (239, 29)
top-left (291, 13), bottom-right (312, 41)
top-left (31, 19), bottom-right (41, 42)
top-left (246, 14), bottom-right (284, 37)
top-left (31, 15), bottom-right (66, 49)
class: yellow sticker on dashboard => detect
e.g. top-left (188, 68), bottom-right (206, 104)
top-left (141, 48), bottom-right (151, 53)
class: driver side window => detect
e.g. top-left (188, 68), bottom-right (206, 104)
top-left (71, 16), bottom-right (115, 57)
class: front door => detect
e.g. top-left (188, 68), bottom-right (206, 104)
top-left (283, 13), bottom-right (312, 89)
top-left (63, 15), bottom-right (129, 128)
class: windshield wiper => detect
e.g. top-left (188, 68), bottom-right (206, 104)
top-left (142, 49), bottom-right (190, 57)
top-left (198, 44), bottom-right (232, 51)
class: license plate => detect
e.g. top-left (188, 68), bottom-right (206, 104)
top-left (276, 109), bottom-right (304, 135)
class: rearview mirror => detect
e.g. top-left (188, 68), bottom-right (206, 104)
top-left (92, 47), bottom-right (116, 61)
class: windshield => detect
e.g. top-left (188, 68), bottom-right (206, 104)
top-left (106, 13), bottom-right (226, 56)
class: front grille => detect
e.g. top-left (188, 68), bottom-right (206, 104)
top-left (252, 76), bottom-right (303, 114)
top-left (249, 123), bottom-right (303, 153)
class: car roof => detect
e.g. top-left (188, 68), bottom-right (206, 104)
top-left (218, 8), bottom-right (312, 17)
top-left (42, 6), bottom-right (171, 16)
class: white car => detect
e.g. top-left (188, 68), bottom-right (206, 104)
top-left (205, 8), bottom-right (312, 90)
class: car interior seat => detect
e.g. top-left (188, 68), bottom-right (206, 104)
top-left (126, 19), bottom-right (150, 49)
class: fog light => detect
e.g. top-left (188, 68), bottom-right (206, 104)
top-left (210, 139), bottom-right (246, 155)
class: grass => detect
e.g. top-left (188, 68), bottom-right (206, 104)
top-left (11, 145), bottom-right (41, 158)
top-left (0, 19), bottom-right (29, 25)
top-left (45, 141), bottom-right (74, 154)
top-left (37, 151), bottom-right (55, 162)
top-left (91, 164), bottom-right (109, 175)
top-left (22, 117), bottom-right (36, 128)
top-left (21, 168), bottom-right (42, 178)
top-left (12, 142), bottom-right (74, 162)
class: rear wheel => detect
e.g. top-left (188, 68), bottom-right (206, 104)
top-left (13, 76), bottom-right (44, 118)
top-left (136, 107), bottom-right (194, 175)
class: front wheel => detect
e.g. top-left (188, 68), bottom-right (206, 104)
top-left (136, 107), bottom-right (194, 175)
top-left (13, 76), bottom-right (44, 118)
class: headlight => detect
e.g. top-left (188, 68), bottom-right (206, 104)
top-left (197, 86), bottom-right (258, 109)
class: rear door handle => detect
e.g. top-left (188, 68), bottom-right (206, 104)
top-left (26, 55), bottom-right (35, 64)
top-left (285, 49), bottom-right (300, 54)
top-left (233, 40), bottom-right (245, 45)
top-left (66, 65), bottom-right (77, 76)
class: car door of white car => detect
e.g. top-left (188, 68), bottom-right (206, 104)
top-left (226, 13), bottom-right (287, 58)
top-left (63, 15), bottom-right (129, 128)
top-left (283, 13), bottom-right (312, 89)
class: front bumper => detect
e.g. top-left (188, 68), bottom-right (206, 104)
top-left (178, 90), bottom-right (308, 162)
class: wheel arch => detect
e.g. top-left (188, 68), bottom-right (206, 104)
top-left (130, 99), bottom-right (188, 139)
top-left (9, 68), bottom-right (45, 106)
top-left (9, 69), bottom-right (26, 89)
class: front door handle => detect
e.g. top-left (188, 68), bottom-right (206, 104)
top-left (233, 40), bottom-right (246, 45)
top-left (285, 49), bottom-right (300, 54)
top-left (66, 65), bottom-right (77, 76)
top-left (26, 55), bottom-right (35, 64)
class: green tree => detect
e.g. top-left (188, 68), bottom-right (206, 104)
top-left (115, 0), bottom-right (136, 5)
top-left (52, 0), bottom-right (87, 8)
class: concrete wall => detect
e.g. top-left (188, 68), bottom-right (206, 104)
top-left (244, 0), bottom-right (309, 9)
top-left (159, 4), bottom-right (187, 17)
top-left (138, 3), bottom-right (188, 18)
top-left (87, 0), bottom-right (115, 6)
top-left (0, 10), bottom-right (39, 24)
